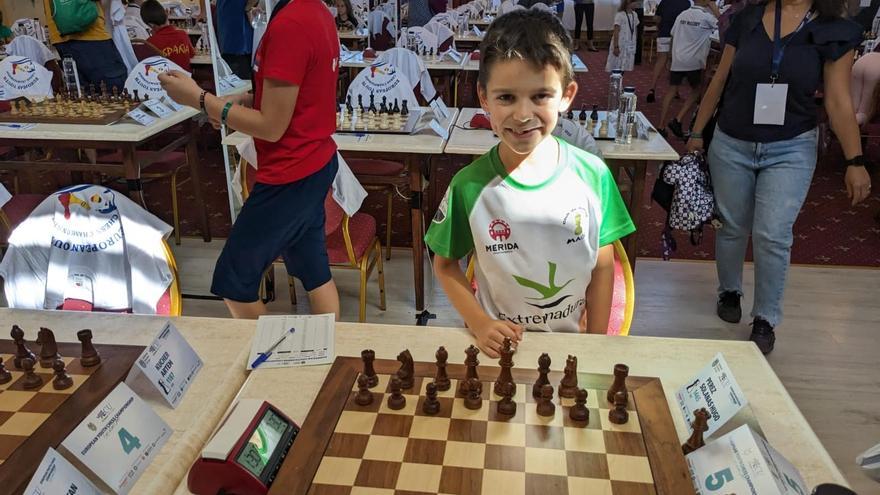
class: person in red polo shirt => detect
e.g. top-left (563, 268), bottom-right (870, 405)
top-left (141, 0), bottom-right (195, 71)
top-left (158, 0), bottom-right (341, 319)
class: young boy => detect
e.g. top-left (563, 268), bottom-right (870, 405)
top-left (425, 10), bottom-right (635, 358)
top-left (658, 0), bottom-right (718, 139)
top-left (141, 0), bottom-right (195, 71)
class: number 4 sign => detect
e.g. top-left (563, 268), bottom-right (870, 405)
top-left (62, 382), bottom-right (171, 494)
top-left (687, 424), bottom-right (809, 495)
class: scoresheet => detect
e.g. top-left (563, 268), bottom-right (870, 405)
top-left (247, 314), bottom-right (336, 370)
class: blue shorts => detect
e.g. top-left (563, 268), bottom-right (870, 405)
top-left (211, 155), bottom-right (338, 302)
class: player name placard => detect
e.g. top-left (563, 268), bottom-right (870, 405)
top-left (24, 447), bottom-right (101, 495)
top-left (687, 424), bottom-right (809, 495)
top-left (61, 382), bottom-right (171, 494)
top-left (676, 353), bottom-right (750, 438)
top-left (132, 321), bottom-right (203, 408)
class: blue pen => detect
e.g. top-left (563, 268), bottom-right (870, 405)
top-left (250, 327), bottom-right (296, 369)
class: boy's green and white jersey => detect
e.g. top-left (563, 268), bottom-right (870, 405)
top-left (425, 138), bottom-right (635, 332)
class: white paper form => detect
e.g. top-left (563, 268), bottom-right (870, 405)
top-left (247, 314), bottom-right (335, 369)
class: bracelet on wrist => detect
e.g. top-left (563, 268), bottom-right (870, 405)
top-left (844, 155), bottom-right (864, 167)
top-left (690, 132), bottom-right (703, 139)
top-left (221, 101), bottom-right (233, 126)
top-left (198, 91), bottom-right (208, 113)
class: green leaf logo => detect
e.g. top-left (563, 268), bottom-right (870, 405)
top-left (512, 261), bottom-right (573, 300)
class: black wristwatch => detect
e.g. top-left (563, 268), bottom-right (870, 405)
top-left (844, 155), bottom-right (864, 167)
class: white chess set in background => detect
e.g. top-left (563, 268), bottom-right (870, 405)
top-left (336, 94), bottom-right (422, 134)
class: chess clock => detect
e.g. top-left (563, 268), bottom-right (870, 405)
top-left (188, 399), bottom-right (299, 495)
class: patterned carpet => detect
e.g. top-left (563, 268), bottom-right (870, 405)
top-left (14, 48), bottom-right (878, 266)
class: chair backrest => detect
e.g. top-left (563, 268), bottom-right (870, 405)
top-left (131, 40), bottom-right (163, 61)
top-left (423, 21), bottom-right (454, 51)
top-left (376, 47), bottom-right (436, 102)
top-left (5, 35), bottom-right (55, 67)
top-left (346, 62), bottom-right (419, 112)
top-left (464, 239), bottom-right (634, 335)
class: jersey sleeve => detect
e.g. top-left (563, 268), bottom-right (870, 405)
top-left (613, 12), bottom-right (625, 27)
top-left (424, 184), bottom-right (475, 260)
top-left (261, 18), bottom-right (311, 85)
top-left (704, 11), bottom-right (719, 30)
top-left (597, 165), bottom-right (636, 247)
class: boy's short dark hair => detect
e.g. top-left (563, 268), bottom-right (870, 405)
top-left (141, 0), bottom-right (168, 26)
top-left (477, 9), bottom-right (573, 89)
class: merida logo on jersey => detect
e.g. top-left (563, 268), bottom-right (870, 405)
top-left (486, 219), bottom-right (518, 253)
top-left (512, 261), bottom-right (572, 309)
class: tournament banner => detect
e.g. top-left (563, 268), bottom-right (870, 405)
top-left (0, 56), bottom-right (54, 99)
top-left (124, 57), bottom-right (190, 101)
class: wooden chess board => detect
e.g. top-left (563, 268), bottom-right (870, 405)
top-left (0, 339), bottom-right (144, 494)
top-left (269, 356), bottom-right (694, 495)
top-left (336, 108), bottom-right (423, 135)
top-left (0, 99), bottom-right (131, 125)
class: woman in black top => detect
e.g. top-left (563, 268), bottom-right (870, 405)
top-left (686, 0), bottom-right (871, 354)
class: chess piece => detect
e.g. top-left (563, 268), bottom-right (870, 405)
top-left (133, 89), bottom-right (141, 102)
top-left (496, 381), bottom-right (516, 416)
top-left (682, 408), bottom-right (710, 454)
top-left (494, 337), bottom-right (515, 396)
top-left (52, 358), bottom-right (73, 390)
top-left (422, 382), bottom-right (440, 415)
top-left (354, 374), bottom-right (373, 406)
top-left (532, 353), bottom-right (551, 398)
top-left (357, 94), bottom-right (364, 112)
top-left (401, 100), bottom-right (409, 116)
top-left (569, 388), bottom-right (589, 422)
top-left (606, 363), bottom-right (629, 404)
top-left (434, 346), bottom-right (450, 391)
top-left (464, 377), bottom-right (482, 410)
top-left (0, 360), bottom-right (11, 384)
top-left (393, 98), bottom-right (400, 114)
top-left (536, 384), bottom-right (555, 417)
top-left (77, 329), bottom-right (101, 367)
top-left (578, 103), bottom-right (587, 122)
top-left (558, 355), bottom-right (578, 398)
top-left (361, 349), bottom-right (379, 387)
top-left (459, 345), bottom-right (481, 395)
top-left (368, 93), bottom-right (377, 113)
top-left (38, 327), bottom-right (60, 369)
top-left (387, 376), bottom-right (406, 410)
top-left (566, 109), bottom-right (574, 120)
top-left (345, 95), bottom-right (353, 113)
top-left (396, 349), bottom-right (415, 389)
top-left (21, 358), bottom-right (43, 390)
top-left (11, 325), bottom-right (36, 369)
top-left (608, 391), bottom-right (629, 424)
top-left (10, 102), bottom-right (17, 116)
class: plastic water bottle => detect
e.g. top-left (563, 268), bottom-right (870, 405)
top-left (607, 69), bottom-right (623, 116)
top-left (615, 86), bottom-right (637, 144)
top-left (62, 57), bottom-right (82, 97)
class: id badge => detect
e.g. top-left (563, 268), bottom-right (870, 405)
top-left (754, 83), bottom-right (788, 125)
top-left (626, 43), bottom-right (636, 54)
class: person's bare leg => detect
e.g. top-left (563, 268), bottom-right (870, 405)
top-left (676, 84), bottom-right (702, 124)
top-left (650, 52), bottom-right (668, 91)
top-left (308, 279), bottom-right (340, 320)
top-left (659, 82), bottom-right (677, 129)
top-left (225, 299), bottom-right (268, 319)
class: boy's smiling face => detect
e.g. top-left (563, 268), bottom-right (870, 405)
top-left (478, 58), bottom-right (578, 158)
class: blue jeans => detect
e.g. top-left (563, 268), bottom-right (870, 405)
top-left (708, 127), bottom-right (817, 326)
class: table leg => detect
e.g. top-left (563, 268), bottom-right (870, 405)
top-left (185, 119), bottom-right (212, 242)
top-left (408, 154), bottom-right (425, 311)
top-left (623, 160), bottom-right (647, 269)
top-left (121, 144), bottom-right (146, 206)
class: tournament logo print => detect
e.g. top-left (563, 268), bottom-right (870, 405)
top-left (513, 261), bottom-right (573, 309)
top-left (562, 207), bottom-right (587, 244)
top-left (0, 56), bottom-right (49, 95)
top-left (485, 219), bottom-right (518, 253)
top-left (125, 56), bottom-right (188, 100)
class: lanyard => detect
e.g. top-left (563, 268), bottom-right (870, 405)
top-left (771, 0), bottom-right (814, 83)
top-left (626, 11), bottom-right (634, 36)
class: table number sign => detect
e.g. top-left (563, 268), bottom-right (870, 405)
top-left (62, 382), bottom-right (171, 494)
top-left (24, 447), bottom-right (101, 495)
top-left (676, 353), bottom-right (749, 438)
top-left (687, 424), bottom-right (809, 495)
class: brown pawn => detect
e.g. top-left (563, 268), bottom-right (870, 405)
top-left (0, 360), bottom-right (11, 384)
top-left (11, 325), bottom-right (35, 369)
top-left (463, 377), bottom-right (482, 410)
top-left (354, 374), bottom-right (373, 406)
top-left (496, 381), bottom-right (517, 416)
top-left (77, 329), bottom-right (101, 367)
top-left (52, 359), bottom-right (73, 390)
top-left (361, 349), bottom-right (378, 388)
top-left (682, 408), bottom-right (710, 454)
top-left (387, 376), bottom-right (406, 410)
top-left (532, 353), bottom-right (551, 398)
top-left (422, 382), bottom-right (441, 415)
top-left (569, 388), bottom-right (589, 422)
top-left (21, 358), bottom-right (43, 390)
top-left (434, 346), bottom-right (450, 391)
top-left (608, 391), bottom-right (629, 424)
top-left (536, 384), bottom-right (556, 417)
top-left (558, 355), bottom-right (578, 398)
top-left (606, 363), bottom-right (629, 404)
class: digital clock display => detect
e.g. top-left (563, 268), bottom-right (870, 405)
top-left (235, 409), bottom-right (288, 477)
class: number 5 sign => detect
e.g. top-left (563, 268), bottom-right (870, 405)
top-left (687, 424), bottom-right (809, 495)
top-left (62, 383), bottom-right (171, 494)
